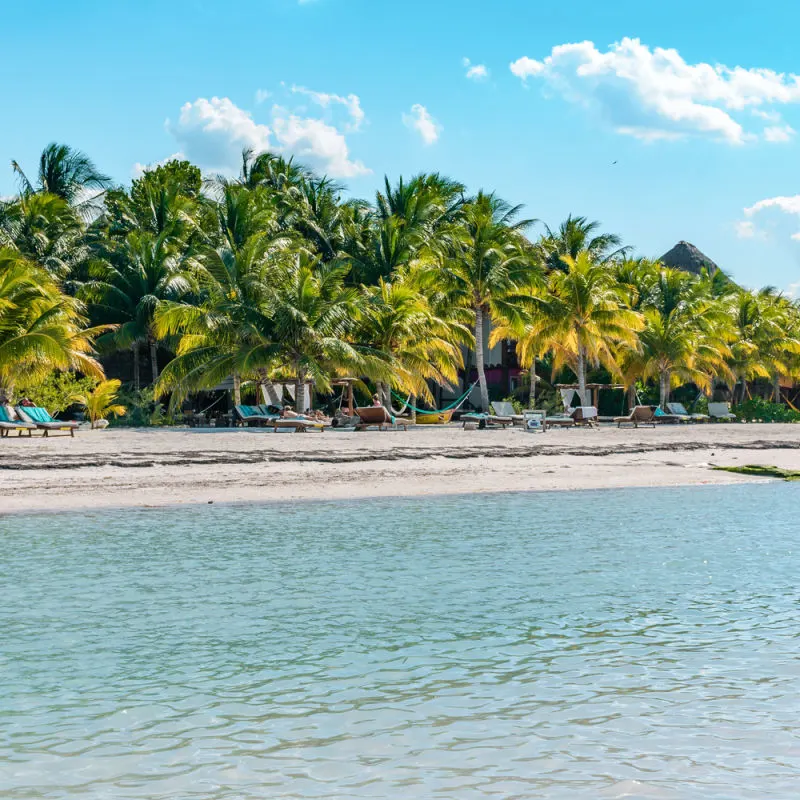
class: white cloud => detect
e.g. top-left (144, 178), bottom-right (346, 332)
top-left (290, 85), bottom-right (365, 131)
top-left (463, 57), bottom-right (489, 81)
top-left (787, 281), bottom-right (800, 298)
top-left (735, 220), bottom-right (756, 238)
top-left (131, 152), bottom-right (185, 178)
top-left (764, 124), bottom-right (795, 142)
top-left (168, 97), bottom-right (272, 172)
top-left (745, 195), bottom-right (800, 216)
top-left (403, 104), bottom-right (441, 145)
top-left (510, 37), bottom-right (800, 144)
top-left (255, 89), bottom-right (272, 104)
top-left (167, 94), bottom-right (369, 177)
top-left (270, 105), bottom-right (370, 176)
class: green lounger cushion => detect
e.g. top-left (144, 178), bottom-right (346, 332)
top-left (21, 406), bottom-right (53, 423)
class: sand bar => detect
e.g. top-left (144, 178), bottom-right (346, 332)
top-left (1, 423), bottom-right (799, 515)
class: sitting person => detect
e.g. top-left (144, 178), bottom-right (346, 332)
top-left (372, 393), bottom-right (383, 407)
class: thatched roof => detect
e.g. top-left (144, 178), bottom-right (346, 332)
top-left (659, 241), bottom-right (719, 276)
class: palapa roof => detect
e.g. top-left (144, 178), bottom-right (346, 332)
top-left (659, 241), bottom-right (719, 276)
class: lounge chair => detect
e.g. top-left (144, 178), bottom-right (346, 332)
top-left (0, 405), bottom-right (36, 437)
top-left (653, 407), bottom-right (683, 424)
top-left (234, 404), bottom-right (279, 426)
top-left (355, 407), bottom-right (410, 431)
top-left (666, 402), bottom-right (709, 422)
top-left (271, 418), bottom-right (326, 433)
top-left (708, 402), bottom-right (737, 422)
top-left (573, 406), bottom-right (599, 427)
top-left (613, 405), bottom-right (656, 428)
top-left (545, 415), bottom-right (575, 429)
top-left (491, 401), bottom-right (524, 426)
top-left (15, 406), bottom-right (80, 437)
top-left (461, 411), bottom-right (513, 429)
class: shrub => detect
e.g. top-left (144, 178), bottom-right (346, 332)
top-left (733, 398), bottom-right (800, 423)
top-left (12, 372), bottom-right (96, 416)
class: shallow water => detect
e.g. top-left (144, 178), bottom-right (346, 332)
top-left (2, 484), bottom-right (800, 799)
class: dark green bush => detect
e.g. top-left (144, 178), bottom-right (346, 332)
top-left (733, 398), bottom-right (800, 423)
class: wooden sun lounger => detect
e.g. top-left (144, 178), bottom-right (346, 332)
top-left (667, 402), bottom-right (709, 422)
top-left (234, 404), bottom-right (279, 426)
top-left (271, 418), bottom-right (325, 433)
top-left (613, 405), bottom-right (656, 428)
top-left (15, 406), bottom-right (79, 437)
top-left (461, 412), bottom-right (513, 429)
top-left (0, 406), bottom-right (36, 437)
top-left (708, 402), bottom-right (737, 422)
top-left (491, 401), bottom-right (524, 426)
top-left (355, 407), bottom-right (410, 431)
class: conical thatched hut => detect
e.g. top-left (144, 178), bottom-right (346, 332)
top-left (659, 241), bottom-right (719, 276)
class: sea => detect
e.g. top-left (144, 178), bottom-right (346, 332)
top-left (2, 483), bottom-right (800, 799)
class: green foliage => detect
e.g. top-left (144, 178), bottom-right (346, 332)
top-left (13, 371), bottom-right (95, 414)
top-left (109, 387), bottom-right (173, 426)
top-left (70, 378), bottom-right (127, 427)
top-left (733, 397), bottom-right (800, 423)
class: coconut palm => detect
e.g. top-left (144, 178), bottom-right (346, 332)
top-left (539, 215), bottom-right (628, 272)
top-left (70, 378), bottom-right (127, 427)
top-left (84, 231), bottom-right (193, 389)
top-left (12, 143), bottom-right (110, 216)
top-left (359, 276), bottom-right (469, 407)
top-left (0, 247), bottom-right (105, 397)
top-left (269, 254), bottom-right (386, 411)
top-left (0, 192), bottom-right (87, 279)
top-left (433, 192), bottom-right (538, 410)
top-left (529, 252), bottom-right (643, 402)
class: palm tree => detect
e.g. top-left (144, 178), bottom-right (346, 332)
top-left (529, 252), bottom-right (643, 402)
top-left (70, 378), bottom-right (127, 427)
top-left (12, 143), bottom-right (110, 215)
top-left (0, 192), bottom-right (87, 279)
top-left (0, 247), bottom-right (105, 397)
top-left (539, 215), bottom-right (628, 272)
top-left (269, 254), bottom-right (385, 411)
top-left (84, 231), bottom-right (193, 389)
top-left (359, 276), bottom-right (469, 407)
top-left (434, 192), bottom-right (538, 410)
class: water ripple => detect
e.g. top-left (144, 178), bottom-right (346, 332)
top-left (2, 484), bottom-right (800, 798)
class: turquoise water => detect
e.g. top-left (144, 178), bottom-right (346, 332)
top-left (2, 484), bottom-right (800, 799)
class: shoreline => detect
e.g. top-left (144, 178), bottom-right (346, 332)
top-left (2, 424), bottom-right (799, 515)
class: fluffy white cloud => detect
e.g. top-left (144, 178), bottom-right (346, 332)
top-left (168, 97), bottom-right (272, 172)
top-left (510, 37), bottom-right (800, 143)
top-left (271, 106), bottom-right (370, 176)
top-left (167, 93), bottom-right (369, 177)
top-left (735, 220), bottom-right (756, 239)
top-left (745, 195), bottom-right (800, 216)
top-left (290, 85), bottom-right (365, 131)
top-left (403, 104), bottom-right (441, 145)
top-left (463, 58), bottom-right (488, 81)
top-left (763, 124), bottom-right (795, 142)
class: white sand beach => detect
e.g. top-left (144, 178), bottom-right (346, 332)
top-left (2, 423), bottom-right (799, 514)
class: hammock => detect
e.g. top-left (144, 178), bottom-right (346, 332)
top-left (391, 381), bottom-right (480, 416)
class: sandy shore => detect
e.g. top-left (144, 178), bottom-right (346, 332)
top-left (1, 422), bottom-right (799, 515)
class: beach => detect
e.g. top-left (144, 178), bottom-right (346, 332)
top-left (2, 423), bottom-right (799, 514)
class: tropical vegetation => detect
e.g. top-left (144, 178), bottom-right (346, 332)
top-left (1, 141), bottom-right (800, 423)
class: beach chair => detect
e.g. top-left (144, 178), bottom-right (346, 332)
top-left (613, 405), bottom-right (656, 428)
top-left (708, 402), bottom-right (737, 422)
top-left (0, 405), bottom-right (36, 437)
top-left (573, 406), bottom-right (599, 427)
top-left (15, 406), bottom-right (80, 437)
top-left (667, 402), bottom-right (709, 423)
top-left (355, 407), bottom-right (410, 431)
top-left (271, 418), bottom-right (326, 433)
top-left (491, 401), bottom-right (524, 426)
top-left (234, 404), bottom-right (278, 426)
top-left (460, 411), bottom-right (513, 429)
top-left (653, 407), bottom-right (682, 424)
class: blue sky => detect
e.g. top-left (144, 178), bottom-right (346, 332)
top-left (3, 0), bottom-right (800, 293)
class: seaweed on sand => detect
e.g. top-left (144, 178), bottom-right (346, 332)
top-left (713, 465), bottom-right (800, 481)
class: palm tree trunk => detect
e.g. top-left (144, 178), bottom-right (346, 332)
top-left (659, 371), bottom-right (669, 410)
top-left (132, 342), bottom-right (141, 392)
top-left (149, 338), bottom-right (159, 386)
top-left (233, 373), bottom-right (242, 407)
top-left (773, 374), bottom-right (782, 404)
top-left (295, 375), bottom-right (305, 413)
top-left (576, 346), bottom-right (587, 406)
top-left (528, 358), bottom-right (536, 409)
top-left (474, 304), bottom-right (489, 411)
